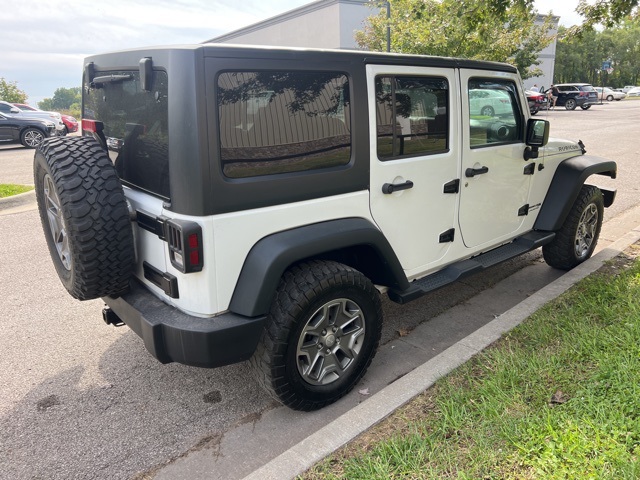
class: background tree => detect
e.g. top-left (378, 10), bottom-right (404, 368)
top-left (0, 78), bottom-right (28, 103)
top-left (555, 17), bottom-right (640, 87)
top-left (575, 0), bottom-right (639, 31)
top-left (38, 87), bottom-right (81, 112)
top-left (355, 0), bottom-right (554, 79)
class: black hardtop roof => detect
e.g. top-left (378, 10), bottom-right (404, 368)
top-left (201, 43), bottom-right (519, 73)
top-left (85, 43), bottom-right (519, 74)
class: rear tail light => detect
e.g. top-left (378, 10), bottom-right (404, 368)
top-left (82, 119), bottom-right (104, 133)
top-left (165, 219), bottom-right (203, 273)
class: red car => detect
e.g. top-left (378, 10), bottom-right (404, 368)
top-left (525, 90), bottom-right (547, 115)
top-left (61, 114), bottom-right (79, 135)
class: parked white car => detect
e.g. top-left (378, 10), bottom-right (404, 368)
top-left (595, 87), bottom-right (626, 101)
top-left (469, 89), bottom-right (513, 116)
top-left (626, 87), bottom-right (640, 97)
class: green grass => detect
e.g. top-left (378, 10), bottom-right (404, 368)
top-left (303, 248), bottom-right (640, 480)
top-left (0, 184), bottom-right (34, 198)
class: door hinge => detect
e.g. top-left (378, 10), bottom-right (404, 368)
top-left (523, 163), bottom-right (536, 175)
top-left (518, 204), bottom-right (530, 216)
top-left (439, 228), bottom-right (455, 243)
top-left (443, 179), bottom-right (460, 194)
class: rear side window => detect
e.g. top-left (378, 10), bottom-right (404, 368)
top-left (84, 70), bottom-right (169, 199)
top-left (375, 76), bottom-right (449, 160)
top-left (217, 71), bottom-right (351, 178)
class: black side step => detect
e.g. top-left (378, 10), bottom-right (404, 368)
top-left (388, 231), bottom-right (555, 304)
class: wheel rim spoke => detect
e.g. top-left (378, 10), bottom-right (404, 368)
top-left (574, 203), bottom-right (598, 258)
top-left (44, 174), bottom-right (71, 270)
top-left (25, 131), bottom-right (43, 147)
top-left (296, 298), bottom-right (365, 386)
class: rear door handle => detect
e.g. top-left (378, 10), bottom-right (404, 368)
top-left (382, 180), bottom-right (414, 194)
top-left (465, 166), bottom-right (489, 178)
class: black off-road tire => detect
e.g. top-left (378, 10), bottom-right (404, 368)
top-left (251, 260), bottom-right (383, 411)
top-left (34, 136), bottom-right (134, 300)
top-left (542, 185), bottom-right (604, 270)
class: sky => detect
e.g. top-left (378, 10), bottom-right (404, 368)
top-left (1, 0), bottom-right (583, 106)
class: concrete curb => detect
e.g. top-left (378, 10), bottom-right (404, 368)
top-left (0, 188), bottom-right (36, 214)
top-left (243, 224), bottom-right (640, 480)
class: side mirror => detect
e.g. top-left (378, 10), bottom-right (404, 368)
top-left (10, 107), bottom-right (19, 113)
top-left (526, 118), bottom-right (549, 147)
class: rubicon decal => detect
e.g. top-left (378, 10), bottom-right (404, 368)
top-left (558, 145), bottom-right (581, 152)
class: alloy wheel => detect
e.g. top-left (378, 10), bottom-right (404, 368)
top-left (296, 298), bottom-right (366, 386)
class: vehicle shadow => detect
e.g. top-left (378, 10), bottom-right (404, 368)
top-left (0, 251), bottom-right (544, 480)
top-left (0, 331), bottom-right (274, 480)
top-left (0, 144), bottom-right (28, 152)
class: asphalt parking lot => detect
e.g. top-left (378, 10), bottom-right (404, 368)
top-left (1, 100), bottom-right (639, 479)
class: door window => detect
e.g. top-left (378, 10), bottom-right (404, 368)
top-left (375, 76), bottom-right (449, 160)
top-left (468, 78), bottom-right (522, 148)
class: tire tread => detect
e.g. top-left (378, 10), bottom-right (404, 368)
top-left (250, 260), bottom-right (382, 411)
top-left (34, 136), bottom-right (134, 300)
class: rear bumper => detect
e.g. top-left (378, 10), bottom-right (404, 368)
top-left (103, 279), bottom-right (266, 368)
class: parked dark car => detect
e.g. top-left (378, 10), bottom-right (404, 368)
top-left (16, 104), bottom-right (78, 135)
top-left (2, 102), bottom-right (65, 134)
top-left (0, 112), bottom-right (56, 148)
top-left (525, 90), bottom-right (547, 115)
top-left (544, 83), bottom-right (598, 111)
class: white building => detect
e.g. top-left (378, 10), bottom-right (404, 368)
top-left (207, 1), bottom-right (558, 89)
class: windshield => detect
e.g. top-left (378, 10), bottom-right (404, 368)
top-left (84, 70), bottom-right (170, 199)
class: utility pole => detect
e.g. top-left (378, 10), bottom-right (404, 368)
top-left (386, 1), bottom-right (391, 52)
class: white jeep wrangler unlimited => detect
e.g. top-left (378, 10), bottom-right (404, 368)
top-left (35, 45), bottom-right (616, 411)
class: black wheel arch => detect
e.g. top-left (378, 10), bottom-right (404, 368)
top-left (228, 218), bottom-right (408, 317)
top-left (21, 126), bottom-right (47, 136)
top-left (534, 154), bottom-right (617, 232)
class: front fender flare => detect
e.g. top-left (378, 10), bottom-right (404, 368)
top-left (228, 218), bottom-right (408, 317)
top-left (535, 155), bottom-right (616, 232)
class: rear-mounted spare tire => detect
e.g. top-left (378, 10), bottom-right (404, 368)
top-left (34, 136), bottom-right (134, 300)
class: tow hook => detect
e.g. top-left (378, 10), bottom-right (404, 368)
top-left (102, 307), bottom-right (125, 327)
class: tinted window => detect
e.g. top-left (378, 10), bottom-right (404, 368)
top-left (468, 78), bottom-right (522, 148)
top-left (84, 70), bottom-right (170, 199)
top-left (375, 76), bottom-right (449, 160)
top-left (217, 71), bottom-right (351, 178)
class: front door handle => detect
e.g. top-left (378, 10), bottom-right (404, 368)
top-left (465, 166), bottom-right (489, 178)
top-left (382, 180), bottom-right (414, 194)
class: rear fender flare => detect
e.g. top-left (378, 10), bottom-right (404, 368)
top-left (535, 155), bottom-right (616, 232)
top-left (228, 218), bottom-right (408, 317)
